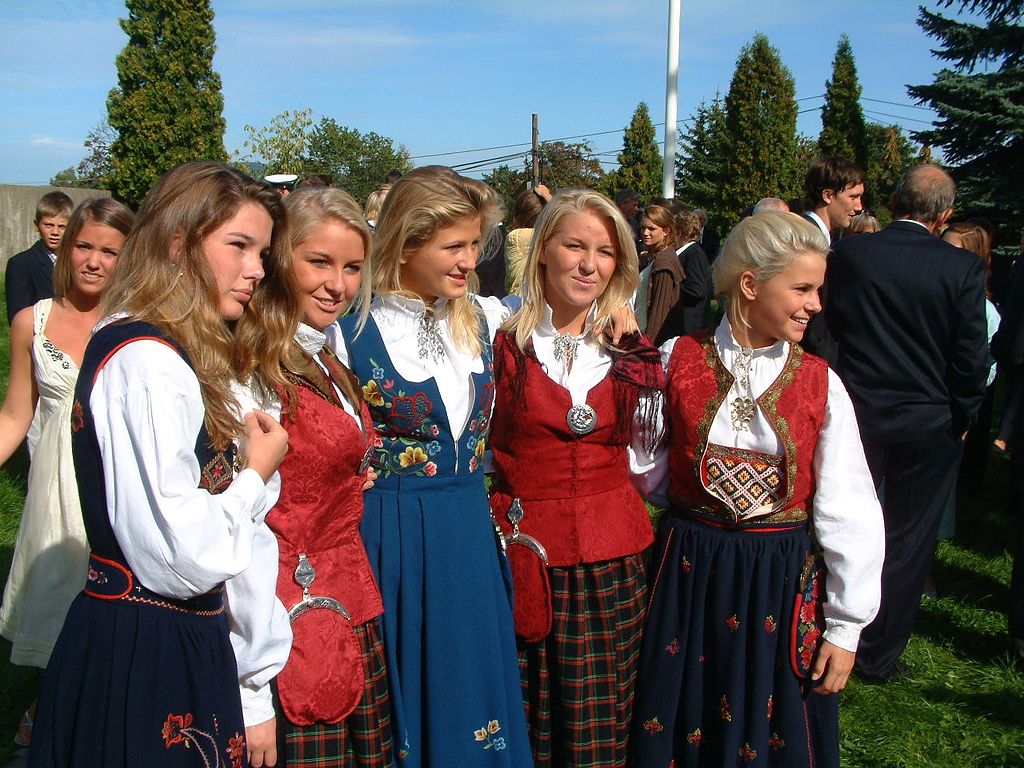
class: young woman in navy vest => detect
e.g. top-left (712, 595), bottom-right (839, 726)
top-left (487, 189), bottom-right (663, 767)
top-left (630, 211), bottom-right (884, 768)
top-left (29, 161), bottom-right (293, 768)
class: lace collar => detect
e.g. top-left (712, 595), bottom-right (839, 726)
top-left (294, 322), bottom-right (326, 356)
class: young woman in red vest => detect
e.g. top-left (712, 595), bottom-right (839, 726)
top-left (229, 186), bottom-right (393, 767)
top-left (488, 189), bottom-right (664, 767)
top-left (630, 211), bottom-right (885, 768)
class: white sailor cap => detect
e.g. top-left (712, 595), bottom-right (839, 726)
top-left (264, 173), bottom-right (299, 190)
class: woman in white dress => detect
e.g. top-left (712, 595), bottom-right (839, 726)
top-left (0, 197), bottom-right (134, 745)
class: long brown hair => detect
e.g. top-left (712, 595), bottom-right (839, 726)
top-left (53, 198), bottom-right (135, 298)
top-left (101, 161), bottom-right (298, 447)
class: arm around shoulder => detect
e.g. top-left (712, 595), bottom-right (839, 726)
top-left (0, 307), bottom-right (38, 464)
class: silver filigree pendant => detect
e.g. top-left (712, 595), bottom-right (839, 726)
top-left (417, 312), bottom-right (445, 363)
top-left (552, 333), bottom-right (580, 370)
top-left (730, 396), bottom-right (755, 431)
top-left (567, 403), bottom-right (597, 435)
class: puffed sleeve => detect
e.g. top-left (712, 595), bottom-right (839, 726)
top-left (628, 336), bottom-right (676, 506)
top-left (225, 385), bottom-right (293, 727)
top-left (812, 368), bottom-right (885, 651)
top-left (91, 340), bottom-right (269, 598)
top-left (474, 294), bottom-right (513, 342)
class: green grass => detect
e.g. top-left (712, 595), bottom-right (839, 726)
top-left (0, 279), bottom-right (1021, 764)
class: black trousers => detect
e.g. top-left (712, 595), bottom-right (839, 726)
top-left (856, 429), bottom-right (962, 680)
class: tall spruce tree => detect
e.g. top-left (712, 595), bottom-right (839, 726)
top-left (907, 0), bottom-right (1023, 237)
top-left (107, 0), bottom-right (227, 207)
top-left (605, 102), bottom-right (662, 202)
top-left (675, 93), bottom-right (730, 236)
top-left (818, 35), bottom-right (868, 170)
top-left (720, 34), bottom-right (801, 229)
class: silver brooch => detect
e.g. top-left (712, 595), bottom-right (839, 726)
top-left (567, 403), bottom-right (597, 435)
top-left (417, 311), bottom-right (446, 363)
top-left (730, 347), bottom-right (756, 432)
top-left (552, 333), bottom-right (580, 371)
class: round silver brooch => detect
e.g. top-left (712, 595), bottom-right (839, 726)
top-left (566, 404), bottom-right (597, 436)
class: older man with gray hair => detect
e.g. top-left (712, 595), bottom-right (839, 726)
top-left (826, 164), bottom-right (988, 683)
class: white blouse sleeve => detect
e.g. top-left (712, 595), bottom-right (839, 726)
top-left (812, 368), bottom-right (886, 652)
top-left (91, 340), bottom-right (269, 599)
top-left (628, 336), bottom-right (676, 506)
top-left (225, 385), bottom-right (293, 727)
top-left (474, 294), bottom-right (512, 343)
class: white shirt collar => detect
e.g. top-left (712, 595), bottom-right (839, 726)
top-left (536, 302), bottom-right (597, 339)
top-left (675, 241), bottom-right (696, 255)
top-left (805, 211), bottom-right (831, 245)
top-left (294, 322), bottom-right (326, 355)
top-left (715, 316), bottom-right (788, 360)
top-left (895, 219), bottom-right (932, 232)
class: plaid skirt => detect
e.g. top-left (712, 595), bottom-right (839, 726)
top-left (281, 619), bottom-right (393, 767)
top-left (518, 553), bottom-right (648, 768)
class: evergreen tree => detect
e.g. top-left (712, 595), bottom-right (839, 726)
top-left (720, 34), bottom-right (801, 229)
top-left (107, 0), bottom-right (227, 207)
top-left (605, 102), bottom-right (662, 202)
top-left (907, 0), bottom-right (1023, 237)
top-left (675, 93), bottom-right (730, 235)
top-left (864, 123), bottom-right (917, 224)
top-left (818, 34), bottom-right (868, 170)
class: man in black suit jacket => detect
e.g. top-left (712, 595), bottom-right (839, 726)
top-left (5, 191), bottom-right (72, 323)
top-left (827, 165), bottom-right (988, 682)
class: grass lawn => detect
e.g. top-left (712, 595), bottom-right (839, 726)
top-left (0, 280), bottom-right (1021, 764)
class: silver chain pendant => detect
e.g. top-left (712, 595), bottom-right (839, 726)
top-left (417, 311), bottom-right (445, 363)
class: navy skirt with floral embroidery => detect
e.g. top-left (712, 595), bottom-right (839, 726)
top-left (29, 590), bottom-right (248, 768)
top-left (630, 511), bottom-right (838, 768)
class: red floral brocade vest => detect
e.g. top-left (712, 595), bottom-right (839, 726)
top-left (489, 333), bottom-right (656, 566)
top-left (268, 380), bottom-right (382, 625)
top-left (666, 334), bottom-right (828, 524)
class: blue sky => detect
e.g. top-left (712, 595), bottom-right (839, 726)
top-left (0, 1), bottom-right (957, 187)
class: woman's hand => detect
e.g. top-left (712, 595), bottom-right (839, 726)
top-left (362, 467), bottom-right (378, 491)
top-left (243, 411), bottom-right (289, 482)
top-left (811, 640), bottom-right (856, 694)
top-left (600, 304), bottom-right (639, 345)
top-left (245, 716), bottom-right (278, 767)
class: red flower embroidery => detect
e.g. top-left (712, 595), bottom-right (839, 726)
top-left (764, 615), bottom-right (777, 633)
top-left (686, 728), bottom-right (702, 747)
top-left (665, 639), bottom-right (679, 656)
top-left (387, 392), bottom-right (433, 436)
top-left (726, 614), bottom-right (739, 632)
top-left (681, 555), bottom-right (691, 573)
top-left (71, 400), bottom-right (84, 432)
top-left (698, 654), bottom-right (706, 664)
top-left (800, 601), bottom-right (818, 624)
top-left (643, 716), bottom-right (664, 734)
top-left (769, 732), bottom-right (785, 751)
top-left (226, 732), bottom-right (245, 768)
top-left (767, 695), bottom-right (774, 720)
top-left (161, 712), bottom-right (193, 748)
top-left (383, 378), bottom-right (395, 390)
top-left (425, 462), bottom-right (438, 477)
top-left (738, 743), bottom-right (758, 763)
top-left (720, 696), bottom-right (732, 722)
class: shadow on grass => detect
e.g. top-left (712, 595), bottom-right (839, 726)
top-left (918, 682), bottom-right (1024, 732)
top-left (932, 559), bottom-right (1010, 613)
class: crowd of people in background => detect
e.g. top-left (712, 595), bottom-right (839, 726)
top-left (0, 152), bottom-right (1019, 768)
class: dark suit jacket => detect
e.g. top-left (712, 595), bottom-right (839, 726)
top-left (5, 239), bottom-right (54, 323)
top-left (678, 242), bottom-right (712, 335)
top-left (798, 213), bottom-right (838, 365)
top-left (826, 220), bottom-right (988, 443)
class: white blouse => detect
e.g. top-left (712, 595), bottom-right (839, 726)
top-left (326, 294), bottom-right (509, 441)
top-left (637, 318), bottom-right (885, 653)
top-left (227, 322), bottom-right (371, 726)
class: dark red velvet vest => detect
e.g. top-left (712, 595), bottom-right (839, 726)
top-left (268, 378), bottom-right (382, 625)
top-left (489, 333), bottom-right (654, 566)
top-left (665, 334), bottom-right (828, 524)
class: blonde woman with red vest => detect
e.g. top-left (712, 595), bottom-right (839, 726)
top-left (629, 211), bottom-right (884, 768)
top-left (488, 189), bottom-right (664, 767)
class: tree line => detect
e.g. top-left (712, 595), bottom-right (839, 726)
top-left (50, 0), bottom-right (1021, 249)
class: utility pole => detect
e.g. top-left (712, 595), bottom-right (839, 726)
top-left (663, 0), bottom-right (681, 198)
top-left (532, 113), bottom-right (540, 187)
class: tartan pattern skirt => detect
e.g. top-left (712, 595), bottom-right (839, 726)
top-left (518, 553), bottom-right (648, 768)
top-left (282, 619), bottom-right (394, 767)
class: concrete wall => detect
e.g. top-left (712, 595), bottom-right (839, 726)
top-left (1, 185), bottom-right (111, 271)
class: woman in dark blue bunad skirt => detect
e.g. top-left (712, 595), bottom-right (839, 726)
top-left (630, 211), bottom-right (885, 768)
top-left (29, 161), bottom-right (295, 768)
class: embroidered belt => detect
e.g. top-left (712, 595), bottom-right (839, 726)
top-left (667, 504), bottom-right (808, 533)
top-left (84, 552), bottom-right (225, 616)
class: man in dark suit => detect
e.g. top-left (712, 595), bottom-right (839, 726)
top-left (5, 191), bottom-right (73, 323)
top-left (827, 165), bottom-right (988, 682)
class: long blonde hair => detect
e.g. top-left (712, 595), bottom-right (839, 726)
top-left (101, 161), bottom-right (298, 447)
top-left (504, 189), bottom-right (639, 350)
top-left (713, 211), bottom-right (827, 334)
top-left (372, 165), bottom-right (503, 356)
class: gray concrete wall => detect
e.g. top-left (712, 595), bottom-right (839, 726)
top-left (1, 185), bottom-right (111, 271)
